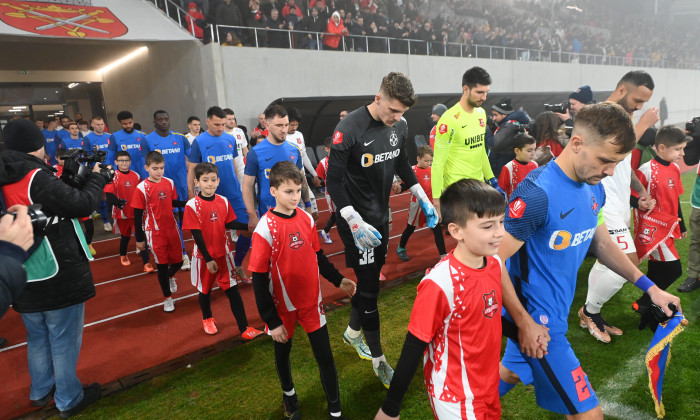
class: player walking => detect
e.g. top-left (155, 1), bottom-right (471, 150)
top-left (326, 72), bottom-right (438, 388)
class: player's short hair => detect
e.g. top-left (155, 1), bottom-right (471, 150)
top-left (115, 151), bottom-right (131, 160)
top-left (145, 151), bottom-right (165, 166)
top-left (207, 106), bottom-right (226, 119)
top-left (194, 162), bottom-right (219, 180)
top-left (323, 136), bottom-right (332, 148)
top-left (60, 115), bottom-right (70, 121)
top-left (417, 145), bottom-right (433, 158)
top-left (269, 161), bottom-right (304, 188)
top-left (153, 110), bottom-right (168, 120)
top-left (117, 111), bottom-right (133, 122)
top-left (287, 107), bottom-right (302, 123)
top-left (223, 108), bottom-right (235, 116)
top-left (187, 116), bottom-right (200, 124)
top-left (265, 104), bottom-right (288, 120)
top-left (78, 120), bottom-right (89, 127)
top-left (655, 125), bottom-right (688, 147)
top-left (617, 70), bottom-right (655, 91)
top-left (67, 121), bottom-right (78, 129)
top-left (573, 102), bottom-right (636, 154)
top-left (462, 66), bottom-right (492, 88)
top-left (513, 132), bottom-right (536, 150)
top-left (91, 116), bottom-right (104, 122)
top-left (379, 72), bottom-right (417, 108)
top-left (35, 117), bottom-right (44, 123)
top-left (441, 179), bottom-right (505, 227)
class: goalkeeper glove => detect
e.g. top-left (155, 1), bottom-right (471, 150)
top-left (340, 206), bottom-right (382, 252)
top-left (409, 184), bottom-right (438, 228)
top-left (488, 177), bottom-right (507, 202)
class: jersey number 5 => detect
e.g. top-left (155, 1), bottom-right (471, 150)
top-left (570, 366), bottom-right (592, 402)
top-left (359, 248), bottom-right (375, 265)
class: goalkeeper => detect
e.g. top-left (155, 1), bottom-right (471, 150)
top-left (432, 67), bottom-right (506, 218)
top-left (326, 72), bottom-right (438, 389)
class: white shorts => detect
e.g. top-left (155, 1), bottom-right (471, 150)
top-left (407, 200), bottom-right (423, 227)
top-left (308, 185), bottom-right (318, 213)
top-left (324, 194), bottom-right (336, 213)
top-left (604, 210), bottom-right (635, 253)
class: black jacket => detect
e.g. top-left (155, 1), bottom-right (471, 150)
top-left (0, 240), bottom-right (28, 318)
top-left (488, 109), bottom-right (531, 176)
top-left (0, 150), bottom-right (105, 313)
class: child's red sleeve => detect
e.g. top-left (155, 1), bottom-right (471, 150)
top-left (316, 160), bottom-right (326, 180)
top-left (181, 203), bottom-right (199, 232)
top-left (130, 185), bottom-right (145, 210)
top-left (498, 165), bottom-right (509, 197)
top-left (407, 278), bottom-right (451, 343)
top-left (248, 230), bottom-right (272, 273)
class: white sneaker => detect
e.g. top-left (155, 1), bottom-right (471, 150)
top-left (181, 255), bottom-right (190, 271)
top-left (163, 297), bottom-right (175, 312)
top-left (169, 277), bottom-right (177, 293)
top-left (320, 230), bottom-right (333, 244)
top-left (103, 222), bottom-right (112, 232)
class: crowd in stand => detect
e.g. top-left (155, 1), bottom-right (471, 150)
top-left (172, 0), bottom-right (700, 67)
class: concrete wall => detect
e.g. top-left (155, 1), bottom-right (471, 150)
top-left (101, 41), bottom-right (216, 133)
top-left (102, 44), bottom-right (700, 132)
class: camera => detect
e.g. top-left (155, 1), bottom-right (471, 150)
top-left (61, 149), bottom-right (114, 188)
top-left (1, 203), bottom-right (50, 233)
top-left (685, 116), bottom-right (700, 135)
top-left (544, 103), bottom-right (569, 114)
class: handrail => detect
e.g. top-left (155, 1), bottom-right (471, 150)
top-left (213, 24), bottom-right (698, 69)
top-left (149, 0), bottom-right (198, 38)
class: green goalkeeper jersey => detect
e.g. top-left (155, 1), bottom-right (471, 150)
top-left (431, 103), bottom-right (494, 199)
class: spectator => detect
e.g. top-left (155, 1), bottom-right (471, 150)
top-left (281, 0), bottom-right (301, 18)
top-left (0, 119), bottom-right (106, 417)
top-left (531, 111), bottom-right (566, 166)
top-left (556, 85), bottom-right (594, 131)
top-left (323, 11), bottom-right (348, 51)
top-left (266, 9), bottom-right (288, 48)
top-left (349, 16), bottom-right (367, 51)
top-left (221, 31), bottom-right (243, 46)
top-left (245, 0), bottom-right (267, 46)
top-left (428, 103), bottom-right (447, 149)
top-left (186, 2), bottom-right (206, 39)
top-left (216, 0), bottom-right (244, 42)
top-left (367, 20), bottom-right (387, 52)
top-left (487, 97), bottom-right (531, 176)
top-left (302, 7), bottom-right (326, 50)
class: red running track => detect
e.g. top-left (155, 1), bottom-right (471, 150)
top-left (0, 192), bottom-right (455, 420)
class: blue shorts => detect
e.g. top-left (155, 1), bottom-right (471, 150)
top-left (501, 335), bottom-right (598, 415)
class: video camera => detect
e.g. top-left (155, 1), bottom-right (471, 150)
top-left (686, 116), bottom-right (700, 136)
top-left (544, 103), bottom-right (569, 114)
top-left (0, 203), bottom-right (50, 233)
top-left (61, 149), bottom-right (114, 188)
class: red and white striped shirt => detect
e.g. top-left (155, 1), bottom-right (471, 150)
top-left (408, 253), bottom-right (502, 404)
top-left (131, 177), bottom-right (177, 232)
top-left (498, 159), bottom-right (538, 199)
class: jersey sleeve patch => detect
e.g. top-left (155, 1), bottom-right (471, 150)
top-left (438, 124), bottom-right (448, 134)
top-left (504, 179), bottom-right (549, 243)
top-left (332, 130), bottom-right (343, 144)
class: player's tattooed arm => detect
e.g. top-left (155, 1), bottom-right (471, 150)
top-left (630, 171), bottom-right (655, 211)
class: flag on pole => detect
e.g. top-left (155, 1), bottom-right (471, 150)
top-left (645, 313), bottom-right (687, 418)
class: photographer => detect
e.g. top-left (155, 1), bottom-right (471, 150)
top-left (0, 119), bottom-right (108, 417)
top-left (486, 97), bottom-right (531, 176)
top-left (554, 85), bottom-right (594, 132)
top-left (0, 205), bottom-right (33, 319)
top-left (680, 118), bottom-right (700, 293)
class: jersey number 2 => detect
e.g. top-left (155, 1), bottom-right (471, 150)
top-left (570, 366), bottom-right (591, 402)
top-left (359, 248), bottom-right (375, 265)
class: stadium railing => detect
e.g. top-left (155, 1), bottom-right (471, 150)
top-left (144, 0), bottom-right (697, 70)
top-left (213, 24), bottom-right (698, 69)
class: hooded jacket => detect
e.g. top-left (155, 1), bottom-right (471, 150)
top-left (487, 109), bottom-right (531, 176)
top-left (0, 150), bottom-right (105, 313)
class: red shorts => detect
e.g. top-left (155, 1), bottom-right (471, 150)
top-left (115, 218), bottom-right (134, 236)
top-left (190, 254), bottom-right (236, 294)
top-left (268, 304), bottom-right (326, 339)
top-left (146, 227), bottom-right (183, 265)
top-left (428, 393), bottom-right (500, 420)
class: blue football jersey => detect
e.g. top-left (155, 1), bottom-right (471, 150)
top-left (56, 130), bottom-right (88, 152)
top-left (43, 129), bottom-right (58, 164)
top-left (85, 132), bottom-right (113, 166)
top-left (145, 131), bottom-right (190, 201)
top-left (188, 131), bottom-right (245, 208)
top-left (108, 130), bottom-right (149, 179)
top-left (244, 138), bottom-right (302, 216)
top-left (504, 161), bottom-right (606, 334)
